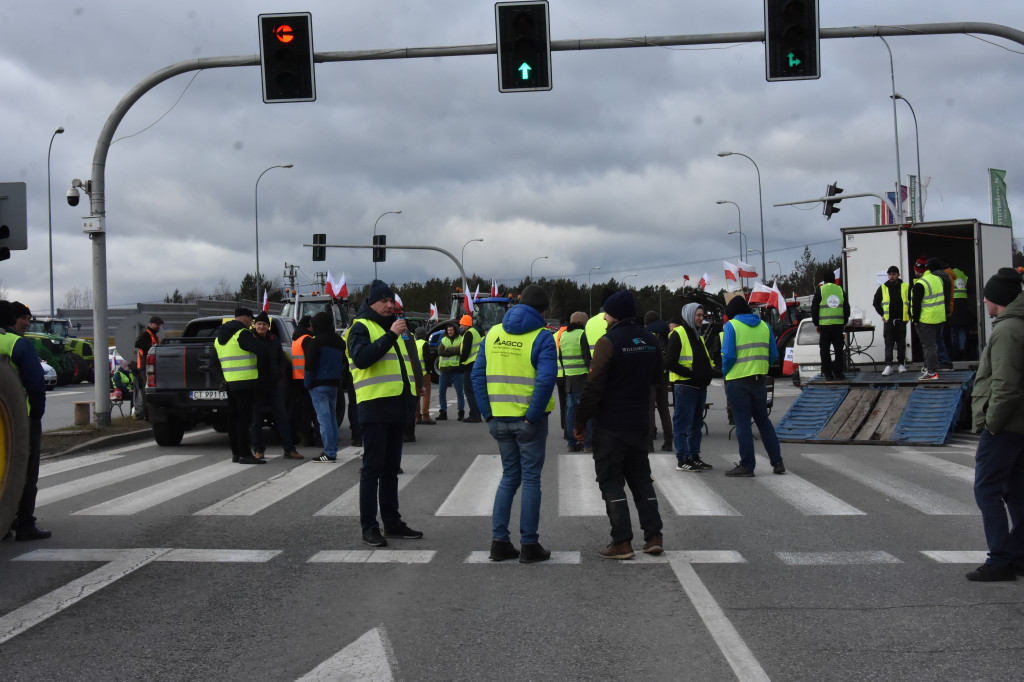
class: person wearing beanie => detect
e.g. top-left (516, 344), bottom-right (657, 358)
top-left (911, 256), bottom-right (947, 380)
top-left (133, 313), bottom-right (164, 419)
top-left (347, 279), bottom-right (423, 547)
top-left (289, 315), bottom-right (318, 448)
top-left (472, 284), bottom-right (557, 563)
top-left (721, 296), bottom-right (785, 477)
top-left (573, 289), bottom-right (664, 560)
top-left (250, 313), bottom-right (302, 460)
top-left (0, 301), bottom-right (50, 541)
top-left (435, 322), bottom-right (465, 421)
top-left (459, 313), bottom-right (483, 423)
top-left (810, 270), bottom-right (850, 381)
top-left (214, 307), bottom-right (265, 465)
top-left (305, 312), bottom-right (348, 462)
top-left (966, 268), bottom-right (1024, 582)
top-left (872, 265), bottom-right (910, 375)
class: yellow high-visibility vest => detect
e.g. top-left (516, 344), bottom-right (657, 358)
top-left (817, 283), bottom-right (845, 326)
top-left (667, 326), bottom-right (711, 383)
top-left (346, 318), bottom-right (416, 403)
top-left (724, 320), bottom-right (770, 381)
top-left (915, 271), bottom-right (947, 324)
top-left (880, 283), bottom-right (910, 322)
top-left (558, 328), bottom-right (587, 377)
top-left (483, 323), bottom-right (555, 417)
top-left (215, 328), bottom-right (257, 383)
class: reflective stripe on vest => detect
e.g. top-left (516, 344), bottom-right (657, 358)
top-left (880, 283), bottom-right (910, 322)
top-left (916, 271), bottom-right (947, 324)
top-left (415, 338), bottom-right (426, 366)
top-left (558, 328), bottom-right (587, 377)
top-left (725, 320), bottom-right (770, 381)
top-left (952, 268), bottom-right (969, 300)
top-left (439, 335), bottom-right (461, 369)
top-left (461, 327), bottom-right (482, 366)
top-left (554, 327), bottom-right (566, 378)
top-left (291, 334), bottom-right (310, 380)
top-left (215, 328), bottom-right (257, 382)
top-left (484, 323), bottom-right (555, 417)
top-left (346, 318), bottom-right (415, 403)
top-left (817, 283), bottom-right (845, 326)
top-left (584, 314), bottom-right (607, 354)
top-left (667, 326), bottom-right (710, 383)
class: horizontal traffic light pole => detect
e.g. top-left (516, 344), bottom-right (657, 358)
top-left (774, 192), bottom-right (898, 216)
top-left (302, 242), bottom-right (470, 299)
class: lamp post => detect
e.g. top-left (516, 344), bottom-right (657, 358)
top-left (461, 238), bottom-right (484, 274)
top-left (255, 163), bottom-right (293, 299)
top-left (891, 92), bottom-right (923, 221)
top-left (718, 152), bottom-right (766, 283)
top-left (623, 274), bottom-right (638, 289)
top-left (768, 260), bottom-right (782, 281)
top-left (530, 255), bottom-right (548, 282)
top-left (717, 200), bottom-right (743, 264)
top-left (588, 266), bottom-right (601, 315)
top-left (372, 210), bottom-right (402, 279)
top-left (47, 126), bottom-right (64, 317)
top-left (659, 279), bottom-right (677, 318)
top-left (879, 36), bottom-right (905, 224)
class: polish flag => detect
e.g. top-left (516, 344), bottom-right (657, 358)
top-left (782, 347), bottom-right (795, 376)
top-left (834, 268), bottom-right (842, 285)
top-left (262, 290), bottom-right (269, 313)
top-left (772, 281), bottom-right (788, 317)
top-left (394, 292), bottom-right (404, 310)
top-left (738, 260), bottom-right (758, 278)
top-left (697, 273), bottom-right (710, 290)
top-left (723, 261), bottom-right (739, 282)
top-left (749, 281), bottom-right (788, 317)
top-left (334, 272), bottom-right (349, 299)
top-left (429, 303), bottom-right (438, 321)
top-left (491, 279), bottom-right (499, 297)
top-left (464, 289), bottom-right (475, 314)
top-left (325, 270), bottom-right (336, 298)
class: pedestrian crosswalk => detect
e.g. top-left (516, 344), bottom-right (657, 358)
top-left (32, 438), bottom-right (981, 521)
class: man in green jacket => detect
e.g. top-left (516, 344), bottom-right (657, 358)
top-left (967, 268), bottom-right (1024, 582)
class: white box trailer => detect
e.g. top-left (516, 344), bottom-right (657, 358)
top-left (840, 219), bottom-right (1013, 366)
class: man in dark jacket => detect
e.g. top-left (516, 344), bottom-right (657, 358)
top-left (668, 302), bottom-right (715, 471)
top-left (132, 315), bottom-right (163, 419)
top-left (251, 313), bottom-right (302, 460)
top-left (214, 308), bottom-right (265, 465)
top-left (811, 271), bottom-right (850, 380)
top-left (872, 265), bottom-right (909, 375)
top-left (644, 310), bottom-right (673, 453)
top-left (0, 301), bottom-right (50, 541)
top-left (347, 281), bottom-right (423, 547)
top-left (305, 312), bottom-right (347, 462)
top-left (574, 290), bottom-right (664, 560)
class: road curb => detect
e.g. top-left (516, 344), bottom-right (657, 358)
top-left (42, 428), bottom-right (152, 460)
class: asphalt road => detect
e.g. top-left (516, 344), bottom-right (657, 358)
top-left (2, 383), bottom-right (1021, 681)
top-left (40, 383), bottom-right (116, 433)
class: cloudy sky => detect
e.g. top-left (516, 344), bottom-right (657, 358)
top-left (3, 1), bottom-right (1023, 313)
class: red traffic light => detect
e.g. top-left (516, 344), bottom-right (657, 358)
top-left (274, 24), bottom-right (295, 43)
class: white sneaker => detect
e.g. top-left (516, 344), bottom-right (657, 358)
top-left (897, 364), bottom-right (907, 373)
top-left (881, 366), bottom-right (893, 376)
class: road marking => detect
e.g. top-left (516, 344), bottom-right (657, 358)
top-left (313, 454), bottom-right (435, 516)
top-left (464, 551), bottom-right (582, 564)
top-left (558, 454), bottom-right (604, 516)
top-left (891, 447), bottom-right (976, 483)
top-left (1, 548), bottom-right (170, 644)
top-left (666, 554), bottom-right (770, 682)
top-left (921, 550), bottom-right (989, 564)
top-left (776, 551), bottom-right (901, 566)
top-left (308, 550), bottom-right (436, 564)
top-left (621, 550), bottom-right (747, 565)
top-left (436, 455), bottom-right (502, 516)
top-left (159, 549), bottom-right (281, 562)
top-left (195, 455), bottom-right (345, 516)
top-left (803, 452), bottom-right (978, 515)
top-left (74, 460), bottom-right (245, 515)
top-left (297, 626), bottom-right (395, 682)
top-left (36, 455), bottom-right (202, 507)
top-left (724, 453), bottom-right (865, 516)
top-left (649, 455), bottom-right (741, 516)
top-left (40, 453), bottom-right (126, 477)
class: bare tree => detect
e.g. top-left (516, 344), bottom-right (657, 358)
top-left (64, 285), bottom-right (93, 308)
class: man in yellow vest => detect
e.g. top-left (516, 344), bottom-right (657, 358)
top-left (459, 314), bottom-right (483, 423)
top-left (948, 264), bottom-right (972, 361)
top-left (413, 327), bottom-right (435, 425)
top-left (911, 255), bottom-right (946, 380)
top-left (472, 284), bottom-right (557, 563)
top-left (872, 265), bottom-right (909, 376)
top-left (347, 280), bottom-right (423, 548)
top-left (721, 297), bottom-right (785, 477)
top-left (811, 270), bottom-right (850, 380)
top-left (214, 307), bottom-right (265, 465)
top-left (560, 311), bottom-right (591, 452)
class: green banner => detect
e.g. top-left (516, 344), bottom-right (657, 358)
top-left (989, 168), bottom-right (1013, 227)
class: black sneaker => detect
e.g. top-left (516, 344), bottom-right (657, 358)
top-left (965, 563), bottom-right (1016, 582)
top-left (237, 454), bottom-right (267, 465)
top-left (692, 456), bottom-right (713, 470)
top-left (675, 458), bottom-right (701, 472)
top-left (567, 442), bottom-right (583, 452)
top-left (14, 526), bottom-right (51, 541)
top-left (519, 542), bottom-right (551, 563)
top-left (362, 528), bottom-right (388, 547)
top-left (464, 415), bottom-right (482, 423)
top-left (436, 411), bottom-right (447, 421)
top-left (772, 461), bottom-right (786, 475)
top-left (725, 463), bottom-right (754, 477)
top-left (489, 540), bottom-right (521, 561)
top-left (312, 453), bottom-right (337, 462)
top-left (383, 524), bottom-right (423, 539)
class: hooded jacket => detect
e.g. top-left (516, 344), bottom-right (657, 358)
top-left (471, 303), bottom-right (557, 423)
top-left (972, 294), bottom-right (1024, 435)
top-left (721, 313), bottom-right (778, 377)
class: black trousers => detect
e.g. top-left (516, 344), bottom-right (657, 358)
top-left (818, 325), bottom-right (845, 378)
top-left (15, 418), bottom-right (43, 528)
top-left (226, 388), bottom-right (254, 459)
top-left (591, 427), bottom-right (663, 544)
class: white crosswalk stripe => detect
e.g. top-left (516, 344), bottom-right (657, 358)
top-left (314, 454), bottom-right (436, 517)
top-left (36, 455), bottom-right (202, 507)
top-left (648, 455), bottom-right (741, 516)
top-left (196, 455), bottom-right (345, 516)
top-left (557, 454), bottom-right (605, 516)
top-left (436, 455), bottom-right (502, 516)
top-left (74, 460), bottom-right (245, 515)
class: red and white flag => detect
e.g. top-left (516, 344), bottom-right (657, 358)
top-left (262, 290), bottom-right (269, 313)
top-left (772, 281), bottom-right (788, 317)
top-left (394, 292), bottom-right (404, 310)
top-left (834, 268), bottom-right (841, 285)
top-left (723, 261), bottom-right (739, 282)
top-left (738, 260), bottom-right (758, 278)
top-left (334, 272), bottom-right (349, 299)
top-left (429, 303), bottom-right (438, 321)
top-left (697, 272), bottom-right (710, 290)
top-left (463, 290), bottom-right (475, 314)
top-left (782, 347), bottom-right (795, 376)
top-left (749, 281), bottom-right (788, 317)
top-left (325, 270), bottom-right (336, 297)
top-left (490, 279), bottom-right (499, 297)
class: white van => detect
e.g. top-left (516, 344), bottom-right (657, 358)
top-left (791, 318), bottom-right (821, 387)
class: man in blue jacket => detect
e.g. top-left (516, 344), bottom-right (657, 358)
top-left (305, 311), bottom-right (346, 462)
top-left (473, 284), bottom-right (557, 563)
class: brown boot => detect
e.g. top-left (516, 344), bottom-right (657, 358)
top-left (599, 541), bottom-right (635, 560)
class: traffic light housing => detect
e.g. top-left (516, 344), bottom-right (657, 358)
top-left (259, 12), bottom-right (316, 103)
top-left (312, 233), bottom-right (326, 261)
top-left (0, 182), bottom-right (27, 261)
top-left (495, 1), bottom-right (552, 93)
top-left (823, 182), bottom-right (843, 220)
top-left (764, 0), bottom-right (820, 81)
top-left (372, 234), bottom-right (386, 263)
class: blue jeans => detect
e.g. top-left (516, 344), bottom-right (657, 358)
top-left (673, 383), bottom-right (706, 462)
top-left (974, 429), bottom-right (1024, 568)
top-left (565, 389), bottom-right (591, 447)
top-left (489, 416), bottom-right (548, 545)
top-left (437, 371), bottom-right (464, 414)
top-left (309, 385), bottom-right (339, 457)
top-left (725, 377), bottom-right (782, 471)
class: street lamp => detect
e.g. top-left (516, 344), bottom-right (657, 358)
top-left (530, 255), bottom-right (548, 281)
top-left (372, 210), bottom-right (402, 279)
top-left (622, 274), bottom-right (639, 289)
top-left (718, 152), bottom-right (766, 283)
top-left (588, 266), bottom-right (601, 315)
top-left (659, 279), bottom-right (677, 318)
top-left (717, 200), bottom-right (743, 265)
top-left (255, 163), bottom-right (293, 300)
top-left (461, 238), bottom-right (484, 274)
top-left (47, 126), bottom-right (64, 317)
top-left (892, 92), bottom-right (923, 221)
top-left (768, 260), bottom-right (782, 281)
top-left (879, 36), bottom-right (905, 223)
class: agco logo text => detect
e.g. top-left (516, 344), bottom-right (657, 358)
top-left (492, 336), bottom-right (524, 348)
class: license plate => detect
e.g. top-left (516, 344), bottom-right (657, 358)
top-left (190, 390), bottom-right (227, 400)
top-left (800, 364), bottom-right (820, 374)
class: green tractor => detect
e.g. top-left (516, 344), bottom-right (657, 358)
top-left (26, 317), bottom-right (93, 384)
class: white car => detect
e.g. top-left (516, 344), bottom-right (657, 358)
top-left (40, 359), bottom-right (57, 391)
top-left (791, 319), bottom-right (821, 387)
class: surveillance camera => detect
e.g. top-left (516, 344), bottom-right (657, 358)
top-left (66, 187), bottom-right (80, 207)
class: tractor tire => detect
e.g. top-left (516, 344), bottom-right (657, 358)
top-left (0, 363), bottom-right (30, 535)
top-left (69, 352), bottom-right (88, 384)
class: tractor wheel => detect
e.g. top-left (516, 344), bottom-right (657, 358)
top-left (0, 363), bottom-right (30, 534)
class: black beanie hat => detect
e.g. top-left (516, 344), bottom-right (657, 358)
top-left (367, 279), bottom-right (395, 305)
top-left (11, 301), bottom-right (30, 320)
top-left (253, 312), bottom-right (270, 324)
top-left (520, 284), bottom-right (549, 310)
top-left (725, 296), bottom-right (751, 319)
top-left (603, 290), bottom-right (635, 320)
top-left (983, 268), bottom-right (1022, 307)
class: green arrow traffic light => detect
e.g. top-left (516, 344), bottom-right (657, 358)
top-left (518, 62), bottom-right (532, 79)
top-left (787, 52), bottom-right (801, 68)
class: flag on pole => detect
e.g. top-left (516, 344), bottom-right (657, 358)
top-left (834, 268), bottom-right (841, 285)
top-left (394, 292), bottom-right (404, 310)
top-left (737, 260), bottom-right (758, 278)
top-left (683, 274), bottom-right (690, 283)
top-left (723, 261), bottom-right (739, 283)
top-left (334, 272), bottom-right (349, 299)
top-left (262, 290), bottom-right (269, 313)
top-left (771, 281), bottom-right (788, 317)
top-left (464, 290), bottom-right (475, 314)
top-left (990, 168), bottom-right (1013, 227)
top-left (697, 273), bottom-right (710, 290)
top-left (293, 287), bottom-right (299, 322)
top-left (429, 303), bottom-right (438, 321)
top-left (749, 281), bottom-right (788, 317)
top-left (325, 270), bottom-right (336, 297)
top-left (490, 279), bottom-right (499, 297)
